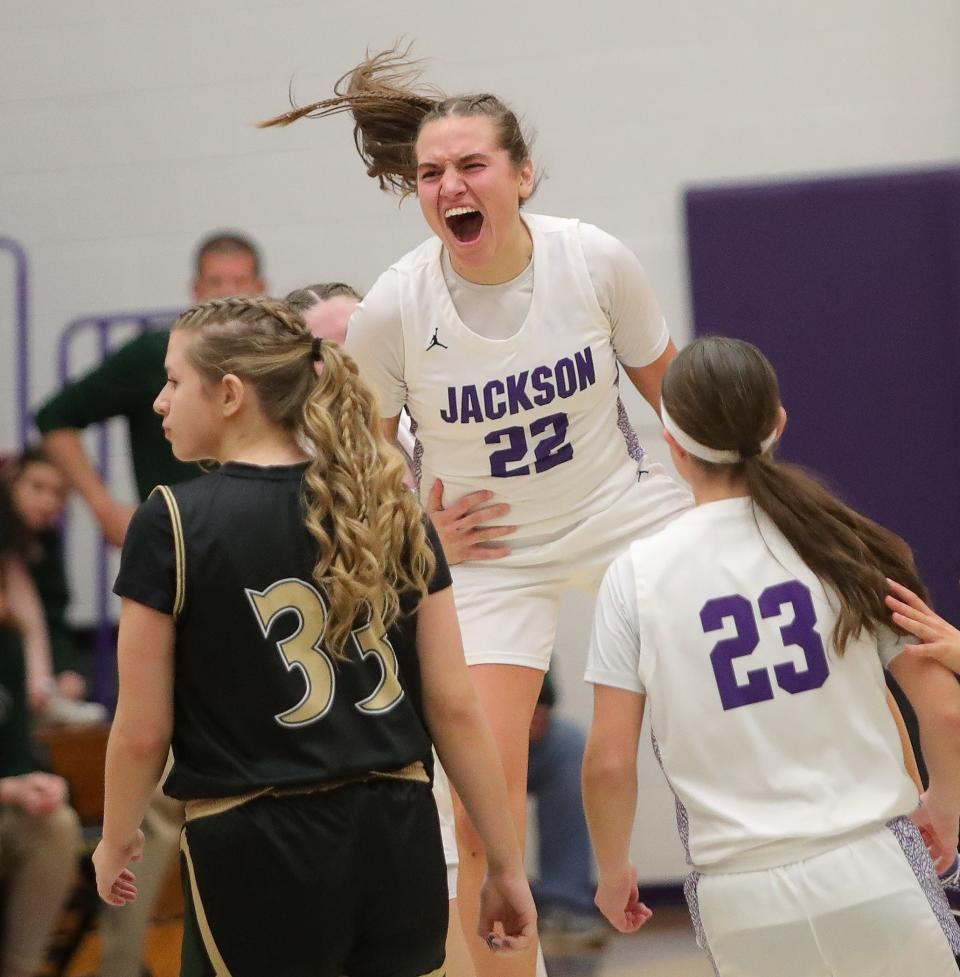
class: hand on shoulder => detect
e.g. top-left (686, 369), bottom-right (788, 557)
top-left (886, 579), bottom-right (960, 675)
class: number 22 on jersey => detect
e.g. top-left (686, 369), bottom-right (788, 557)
top-left (245, 578), bottom-right (404, 727)
top-left (485, 411), bottom-right (573, 477)
top-left (700, 580), bottom-right (830, 712)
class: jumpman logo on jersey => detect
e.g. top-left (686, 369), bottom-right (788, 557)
top-left (426, 327), bottom-right (448, 351)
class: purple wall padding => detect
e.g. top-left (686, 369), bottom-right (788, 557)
top-left (685, 165), bottom-right (960, 624)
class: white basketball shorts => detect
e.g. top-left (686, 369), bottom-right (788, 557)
top-left (432, 757), bottom-right (459, 900)
top-left (450, 463), bottom-right (692, 670)
top-left (685, 818), bottom-right (960, 977)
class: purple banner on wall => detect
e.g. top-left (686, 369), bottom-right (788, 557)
top-left (685, 165), bottom-right (960, 625)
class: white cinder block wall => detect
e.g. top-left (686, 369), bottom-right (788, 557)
top-left (2, 0), bottom-right (959, 882)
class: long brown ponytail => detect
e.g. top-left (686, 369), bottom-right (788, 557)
top-left (172, 296), bottom-right (435, 657)
top-left (662, 336), bottom-right (928, 654)
top-left (258, 42), bottom-right (536, 198)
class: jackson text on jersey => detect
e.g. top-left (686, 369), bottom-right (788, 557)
top-left (440, 346), bottom-right (596, 424)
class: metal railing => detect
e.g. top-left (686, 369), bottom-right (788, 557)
top-left (56, 309), bottom-right (183, 703)
top-left (0, 237), bottom-right (30, 448)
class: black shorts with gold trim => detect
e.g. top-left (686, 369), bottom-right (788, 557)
top-left (178, 774), bottom-right (448, 977)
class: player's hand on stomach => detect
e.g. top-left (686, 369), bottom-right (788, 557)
top-left (426, 480), bottom-right (516, 565)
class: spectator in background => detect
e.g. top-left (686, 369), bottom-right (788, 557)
top-left (0, 505), bottom-right (82, 977)
top-left (32, 230), bottom-right (265, 977)
top-left (0, 469), bottom-right (55, 717)
top-left (3, 447), bottom-right (106, 724)
top-left (286, 281), bottom-right (362, 346)
top-left (527, 673), bottom-right (609, 950)
top-left (35, 231), bottom-right (266, 546)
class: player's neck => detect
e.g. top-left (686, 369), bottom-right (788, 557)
top-left (214, 421), bottom-right (309, 468)
top-left (689, 474), bottom-right (750, 507)
top-left (450, 216), bottom-right (532, 285)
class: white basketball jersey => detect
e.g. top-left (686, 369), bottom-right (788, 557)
top-left (625, 498), bottom-right (917, 873)
top-left (396, 214), bottom-right (644, 543)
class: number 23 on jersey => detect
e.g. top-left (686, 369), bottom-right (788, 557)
top-left (701, 580), bottom-right (830, 712)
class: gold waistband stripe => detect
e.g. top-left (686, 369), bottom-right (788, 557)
top-left (184, 760), bottom-right (429, 822)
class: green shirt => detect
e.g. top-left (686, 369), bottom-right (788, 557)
top-left (34, 329), bottom-right (197, 501)
top-left (0, 626), bottom-right (34, 777)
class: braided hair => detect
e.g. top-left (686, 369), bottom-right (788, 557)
top-left (258, 42), bottom-right (537, 198)
top-left (172, 296), bottom-right (435, 657)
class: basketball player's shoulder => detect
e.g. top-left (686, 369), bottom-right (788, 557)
top-left (626, 505), bottom-right (705, 570)
top-left (157, 467), bottom-right (224, 507)
top-left (390, 232), bottom-right (443, 275)
top-left (525, 212), bottom-right (579, 237)
top-left (153, 466), bottom-right (253, 535)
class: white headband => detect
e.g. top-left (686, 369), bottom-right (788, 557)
top-left (661, 402), bottom-right (778, 464)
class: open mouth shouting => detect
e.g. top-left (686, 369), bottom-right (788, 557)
top-left (445, 206), bottom-right (484, 244)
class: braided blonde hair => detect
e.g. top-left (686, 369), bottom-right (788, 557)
top-left (172, 296), bottom-right (435, 658)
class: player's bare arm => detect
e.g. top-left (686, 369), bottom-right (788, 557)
top-left (416, 586), bottom-right (536, 952)
top-left (885, 688), bottom-right (924, 792)
top-left (889, 649), bottom-right (960, 868)
top-left (582, 684), bottom-right (653, 933)
top-left (622, 340), bottom-right (677, 418)
top-left (95, 598), bottom-right (174, 905)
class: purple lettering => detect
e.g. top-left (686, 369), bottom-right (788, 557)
top-left (555, 358), bottom-right (577, 398)
top-left (440, 386), bottom-right (458, 423)
top-left (531, 366), bottom-right (555, 407)
top-left (506, 372), bottom-right (533, 415)
top-left (483, 379), bottom-right (507, 420)
top-left (574, 346), bottom-right (596, 388)
top-left (460, 385), bottom-right (483, 424)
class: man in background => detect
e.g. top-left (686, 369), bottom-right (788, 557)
top-left (35, 232), bottom-right (266, 546)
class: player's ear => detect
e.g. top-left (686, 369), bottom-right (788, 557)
top-left (776, 405), bottom-right (788, 439)
top-left (220, 374), bottom-right (245, 418)
top-left (662, 429), bottom-right (687, 462)
top-left (517, 157), bottom-right (535, 202)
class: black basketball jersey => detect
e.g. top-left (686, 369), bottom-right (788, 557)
top-left (114, 461), bottom-right (451, 801)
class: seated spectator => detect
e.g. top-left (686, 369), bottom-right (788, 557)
top-left (528, 672), bottom-right (610, 949)
top-left (2, 449), bottom-right (106, 725)
top-left (0, 539), bottom-right (82, 977)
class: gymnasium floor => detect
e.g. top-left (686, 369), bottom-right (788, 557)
top-left (65, 904), bottom-right (713, 977)
top-left (546, 905), bottom-right (713, 977)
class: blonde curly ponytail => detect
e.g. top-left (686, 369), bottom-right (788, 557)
top-left (173, 296), bottom-right (436, 658)
top-left (300, 339), bottom-right (435, 654)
